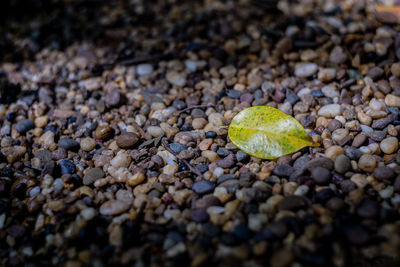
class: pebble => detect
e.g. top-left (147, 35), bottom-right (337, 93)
top-left (166, 71), bottom-right (186, 87)
top-left (192, 180), bottom-right (216, 195)
top-left (358, 154), bottom-right (377, 173)
top-left (278, 196), bottom-right (308, 211)
top-left (294, 63), bottom-right (318, 77)
top-left (352, 133), bottom-right (367, 147)
top-left (15, 119), bottom-right (34, 133)
top-left (380, 137), bottom-right (398, 154)
top-left (192, 118), bottom-right (207, 129)
top-left (110, 151), bottom-right (131, 168)
top-left (373, 166), bottom-right (395, 181)
top-left (318, 104), bottom-right (341, 118)
top-left (95, 125), bottom-right (114, 140)
top-left (169, 143), bottom-right (187, 154)
top-left (116, 132), bottom-right (140, 149)
top-left (391, 62), bottom-right (400, 77)
top-left (83, 168), bottom-right (105, 185)
top-left (367, 67), bottom-right (384, 80)
top-left (105, 90), bottom-right (123, 108)
top-left (80, 137), bottom-right (96, 151)
top-left (137, 63), bottom-right (154, 76)
top-left (59, 159), bottom-right (76, 175)
top-left (100, 200), bottom-right (130, 216)
top-left (147, 126), bottom-right (164, 137)
top-left (311, 167), bottom-right (331, 185)
top-left (334, 155), bottom-right (350, 174)
top-left (318, 68), bottom-right (336, 82)
top-left (58, 138), bottom-right (80, 151)
top-left (273, 164), bottom-right (294, 177)
top-left (385, 94), bottom-right (400, 107)
top-left (324, 145), bottom-right (344, 161)
top-left (217, 156), bottom-right (235, 169)
top-left (306, 158), bottom-right (334, 170)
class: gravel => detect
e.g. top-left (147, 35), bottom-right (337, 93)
top-left (2, 0), bottom-right (400, 266)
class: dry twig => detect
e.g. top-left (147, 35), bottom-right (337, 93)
top-left (161, 138), bottom-right (203, 178)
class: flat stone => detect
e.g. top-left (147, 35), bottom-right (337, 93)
top-left (192, 180), bottom-right (216, 195)
top-left (294, 63), bottom-right (318, 77)
top-left (100, 200), bottom-right (131, 216)
top-left (116, 132), bottom-right (140, 149)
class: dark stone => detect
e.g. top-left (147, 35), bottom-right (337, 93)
top-left (217, 174), bottom-right (237, 184)
top-left (105, 90), bottom-right (124, 108)
top-left (205, 131), bottom-right (217, 138)
top-left (227, 89), bottom-right (241, 99)
top-left (373, 166), bottom-right (395, 182)
top-left (367, 67), bottom-right (384, 80)
top-left (340, 180), bottom-right (356, 193)
top-left (357, 199), bottom-right (379, 219)
top-left (328, 119), bottom-right (342, 132)
top-left (236, 150), bottom-right (249, 162)
top-left (285, 89), bottom-right (299, 105)
top-left (273, 164), bottom-right (294, 177)
top-left (278, 196), bottom-right (308, 211)
top-left (15, 119), bottom-right (34, 133)
top-left (344, 146), bottom-right (363, 160)
top-left (345, 225), bottom-right (370, 245)
top-left (293, 155), bottom-right (311, 171)
top-left (395, 176), bottom-right (400, 192)
top-left (34, 150), bottom-right (52, 162)
top-left (315, 188), bottom-right (335, 204)
top-left (6, 224), bottom-right (26, 238)
top-left (52, 149), bottom-right (67, 161)
top-left (311, 167), bottom-right (331, 185)
top-left (233, 224), bottom-right (252, 240)
top-left (116, 132), bottom-right (140, 149)
top-left (192, 180), bottom-right (215, 195)
top-left (311, 90), bottom-right (324, 98)
top-left (58, 138), bottom-right (80, 151)
top-left (173, 99), bottom-right (186, 110)
top-left (217, 155), bottom-right (235, 169)
top-left (326, 197), bottom-right (345, 211)
top-left (239, 172), bottom-right (256, 181)
top-left (195, 164), bottom-right (208, 173)
top-left (192, 209), bottom-right (209, 223)
top-left (169, 143), bottom-right (187, 154)
top-left (217, 148), bottom-right (232, 157)
top-left (59, 159), bottom-right (76, 175)
top-left (371, 114), bottom-right (397, 130)
top-left (306, 158), bottom-right (334, 170)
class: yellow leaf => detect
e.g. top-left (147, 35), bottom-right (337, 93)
top-left (228, 106), bottom-right (318, 159)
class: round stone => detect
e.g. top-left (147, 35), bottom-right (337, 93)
top-left (358, 154), bottom-right (377, 173)
top-left (311, 167), bottom-right (331, 185)
top-left (116, 132), bottom-right (140, 149)
top-left (80, 137), bottom-right (96, 151)
top-left (380, 137), bottom-right (398, 154)
top-left (334, 155), bottom-right (350, 174)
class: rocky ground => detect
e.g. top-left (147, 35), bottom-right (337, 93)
top-left (1, 0), bottom-right (400, 266)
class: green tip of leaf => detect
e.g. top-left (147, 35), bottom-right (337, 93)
top-left (228, 106), bottom-right (318, 159)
